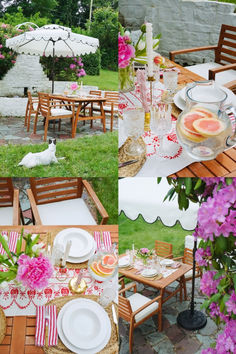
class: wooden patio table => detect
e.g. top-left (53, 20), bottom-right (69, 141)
top-left (164, 58), bottom-right (236, 177)
top-left (0, 225), bottom-right (118, 354)
top-left (119, 254), bottom-right (192, 331)
top-left (50, 94), bottom-right (107, 138)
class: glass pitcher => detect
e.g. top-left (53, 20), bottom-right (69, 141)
top-left (176, 81), bottom-right (236, 160)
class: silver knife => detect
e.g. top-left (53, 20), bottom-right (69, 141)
top-left (119, 159), bottom-right (139, 168)
top-left (112, 304), bottom-right (118, 337)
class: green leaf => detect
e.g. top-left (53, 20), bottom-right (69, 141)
top-left (157, 177), bottom-right (162, 184)
top-left (201, 299), bottom-right (211, 309)
top-left (225, 178), bottom-right (233, 185)
top-left (16, 229), bottom-right (23, 255)
top-left (178, 189), bottom-right (189, 210)
top-left (209, 293), bottom-right (221, 305)
top-left (215, 236), bottom-right (228, 256)
top-left (194, 178), bottom-right (202, 190)
top-left (184, 178), bottom-right (192, 196)
top-left (233, 274), bottom-right (236, 290)
top-left (163, 187), bottom-right (175, 202)
top-left (0, 235), bottom-right (13, 261)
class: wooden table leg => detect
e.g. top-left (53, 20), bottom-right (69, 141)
top-left (10, 317), bottom-right (26, 354)
top-left (159, 289), bottom-right (164, 331)
top-left (73, 103), bottom-right (83, 138)
top-left (99, 101), bottom-right (106, 133)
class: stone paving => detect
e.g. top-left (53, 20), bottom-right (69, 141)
top-left (119, 278), bottom-right (220, 354)
top-left (0, 115), bottom-right (118, 145)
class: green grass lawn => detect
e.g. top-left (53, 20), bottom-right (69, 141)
top-left (81, 69), bottom-right (118, 91)
top-left (119, 213), bottom-right (194, 257)
top-left (0, 132), bottom-right (118, 177)
top-left (89, 178), bottom-right (118, 225)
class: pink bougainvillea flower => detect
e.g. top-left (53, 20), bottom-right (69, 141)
top-left (70, 83), bottom-right (78, 91)
top-left (16, 254), bottom-right (53, 290)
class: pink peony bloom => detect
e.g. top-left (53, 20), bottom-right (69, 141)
top-left (140, 248), bottom-right (149, 254)
top-left (70, 83), bottom-right (78, 91)
top-left (16, 254), bottom-right (53, 290)
top-left (118, 33), bottom-right (135, 69)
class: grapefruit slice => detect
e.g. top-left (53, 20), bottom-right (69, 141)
top-left (97, 261), bottom-right (114, 276)
top-left (193, 118), bottom-right (225, 137)
top-left (180, 111), bottom-right (206, 142)
top-left (191, 107), bottom-right (217, 119)
top-left (101, 254), bottom-right (117, 268)
top-left (90, 261), bottom-right (103, 276)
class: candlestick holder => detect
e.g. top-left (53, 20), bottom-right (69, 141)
top-left (147, 76), bottom-right (155, 106)
top-left (69, 277), bottom-right (87, 294)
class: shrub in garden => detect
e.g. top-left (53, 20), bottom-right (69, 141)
top-left (162, 177), bottom-right (236, 353)
top-left (0, 23), bottom-right (18, 80)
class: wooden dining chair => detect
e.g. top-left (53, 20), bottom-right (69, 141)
top-left (174, 248), bottom-right (201, 299)
top-left (24, 91), bottom-right (39, 132)
top-left (89, 90), bottom-right (102, 97)
top-left (0, 178), bottom-right (21, 226)
top-left (155, 240), bottom-right (173, 259)
top-left (119, 282), bottom-right (162, 353)
top-left (91, 91), bottom-right (118, 132)
top-left (34, 93), bottom-right (75, 141)
top-left (170, 24), bottom-right (236, 85)
top-left (27, 177), bottom-right (109, 225)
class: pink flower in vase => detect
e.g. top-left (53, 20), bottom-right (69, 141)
top-left (16, 254), bottom-right (53, 290)
top-left (70, 83), bottom-right (78, 91)
top-left (140, 248), bottom-right (149, 254)
top-left (118, 33), bottom-right (135, 69)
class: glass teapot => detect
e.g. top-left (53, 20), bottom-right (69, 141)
top-left (176, 81), bottom-right (236, 160)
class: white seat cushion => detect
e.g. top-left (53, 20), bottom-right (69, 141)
top-left (37, 198), bottom-right (97, 225)
top-left (185, 269), bottom-right (193, 278)
top-left (0, 207), bottom-right (13, 225)
top-left (92, 104), bottom-right (118, 112)
top-left (51, 108), bottom-right (73, 116)
top-left (128, 293), bottom-right (158, 323)
top-left (186, 62), bottom-right (236, 86)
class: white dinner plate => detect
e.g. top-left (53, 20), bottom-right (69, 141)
top-left (54, 238), bottom-right (96, 264)
top-left (174, 85), bottom-right (236, 111)
top-left (62, 299), bottom-right (108, 350)
top-left (160, 259), bottom-right (174, 267)
top-left (54, 228), bottom-right (94, 259)
top-left (57, 299), bottom-right (111, 354)
top-left (118, 257), bottom-right (130, 268)
top-left (141, 268), bottom-right (158, 277)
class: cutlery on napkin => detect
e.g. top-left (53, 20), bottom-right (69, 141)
top-left (62, 240), bottom-right (72, 267)
top-left (119, 159), bottom-right (139, 168)
top-left (35, 305), bottom-right (58, 346)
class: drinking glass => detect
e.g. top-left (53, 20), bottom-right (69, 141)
top-left (98, 287), bottom-right (116, 308)
top-left (123, 108), bottom-right (145, 156)
top-left (152, 103), bottom-right (172, 157)
top-left (163, 69), bottom-right (178, 101)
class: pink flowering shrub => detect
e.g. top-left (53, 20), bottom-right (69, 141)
top-left (0, 22), bottom-right (18, 79)
top-left (162, 177), bottom-right (236, 353)
top-left (17, 253), bottom-right (53, 290)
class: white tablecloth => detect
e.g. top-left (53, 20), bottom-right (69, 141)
top-left (119, 177), bottom-right (198, 230)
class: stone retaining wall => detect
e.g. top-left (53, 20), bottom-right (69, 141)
top-left (119, 0), bottom-right (236, 65)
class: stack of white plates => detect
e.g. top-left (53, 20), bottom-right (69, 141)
top-left (57, 298), bottom-right (111, 354)
top-left (174, 85), bottom-right (235, 111)
top-left (118, 257), bottom-right (130, 268)
top-left (54, 228), bottom-right (96, 263)
top-left (141, 268), bottom-right (158, 278)
top-left (160, 259), bottom-right (174, 267)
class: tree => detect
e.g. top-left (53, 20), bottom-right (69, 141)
top-left (52, 0), bottom-right (80, 27)
top-left (0, 0), bottom-right (57, 19)
top-left (89, 7), bottom-right (118, 71)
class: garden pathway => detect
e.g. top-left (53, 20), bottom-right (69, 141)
top-left (0, 116), bottom-right (118, 145)
top-left (119, 278), bottom-right (220, 354)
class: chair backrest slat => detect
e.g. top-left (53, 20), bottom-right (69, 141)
top-left (38, 92), bottom-right (50, 117)
top-left (30, 178), bottom-right (83, 205)
top-left (183, 248), bottom-right (194, 266)
top-left (89, 90), bottom-right (102, 96)
top-left (118, 295), bottom-right (132, 322)
top-left (155, 240), bottom-right (173, 258)
top-left (216, 24), bottom-right (236, 65)
top-left (0, 178), bottom-right (14, 207)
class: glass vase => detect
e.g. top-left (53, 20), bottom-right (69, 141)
top-left (119, 63), bottom-right (135, 93)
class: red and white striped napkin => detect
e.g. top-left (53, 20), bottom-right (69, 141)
top-left (93, 231), bottom-right (112, 251)
top-left (0, 232), bottom-right (18, 255)
top-left (35, 305), bottom-right (58, 347)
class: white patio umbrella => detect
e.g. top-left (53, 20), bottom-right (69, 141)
top-left (119, 177), bottom-right (198, 230)
top-left (6, 24), bottom-right (99, 92)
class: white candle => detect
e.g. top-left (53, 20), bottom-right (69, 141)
top-left (62, 240), bottom-right (72, 267)
top-left (146, 23), bottom-right (154, 78)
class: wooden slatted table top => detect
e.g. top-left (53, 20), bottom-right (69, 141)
top-left (0, 225), bottom-right (118, 354)
top-left (49, 94), bottom-right (106, 102)
top-left (165, 58), bottom-right (236, 177)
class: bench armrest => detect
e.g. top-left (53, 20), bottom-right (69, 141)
top-left (209, 63), bottom-right (236, 80)
top-left (27, 189), bottom-right (42, 225)
top-left (169, 45), bottom-right (218, 61)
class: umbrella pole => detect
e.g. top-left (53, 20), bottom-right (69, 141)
top-left (52, 41), bottom-right (55, 93)
top-left (177, 239), bottom-right (207, 330)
